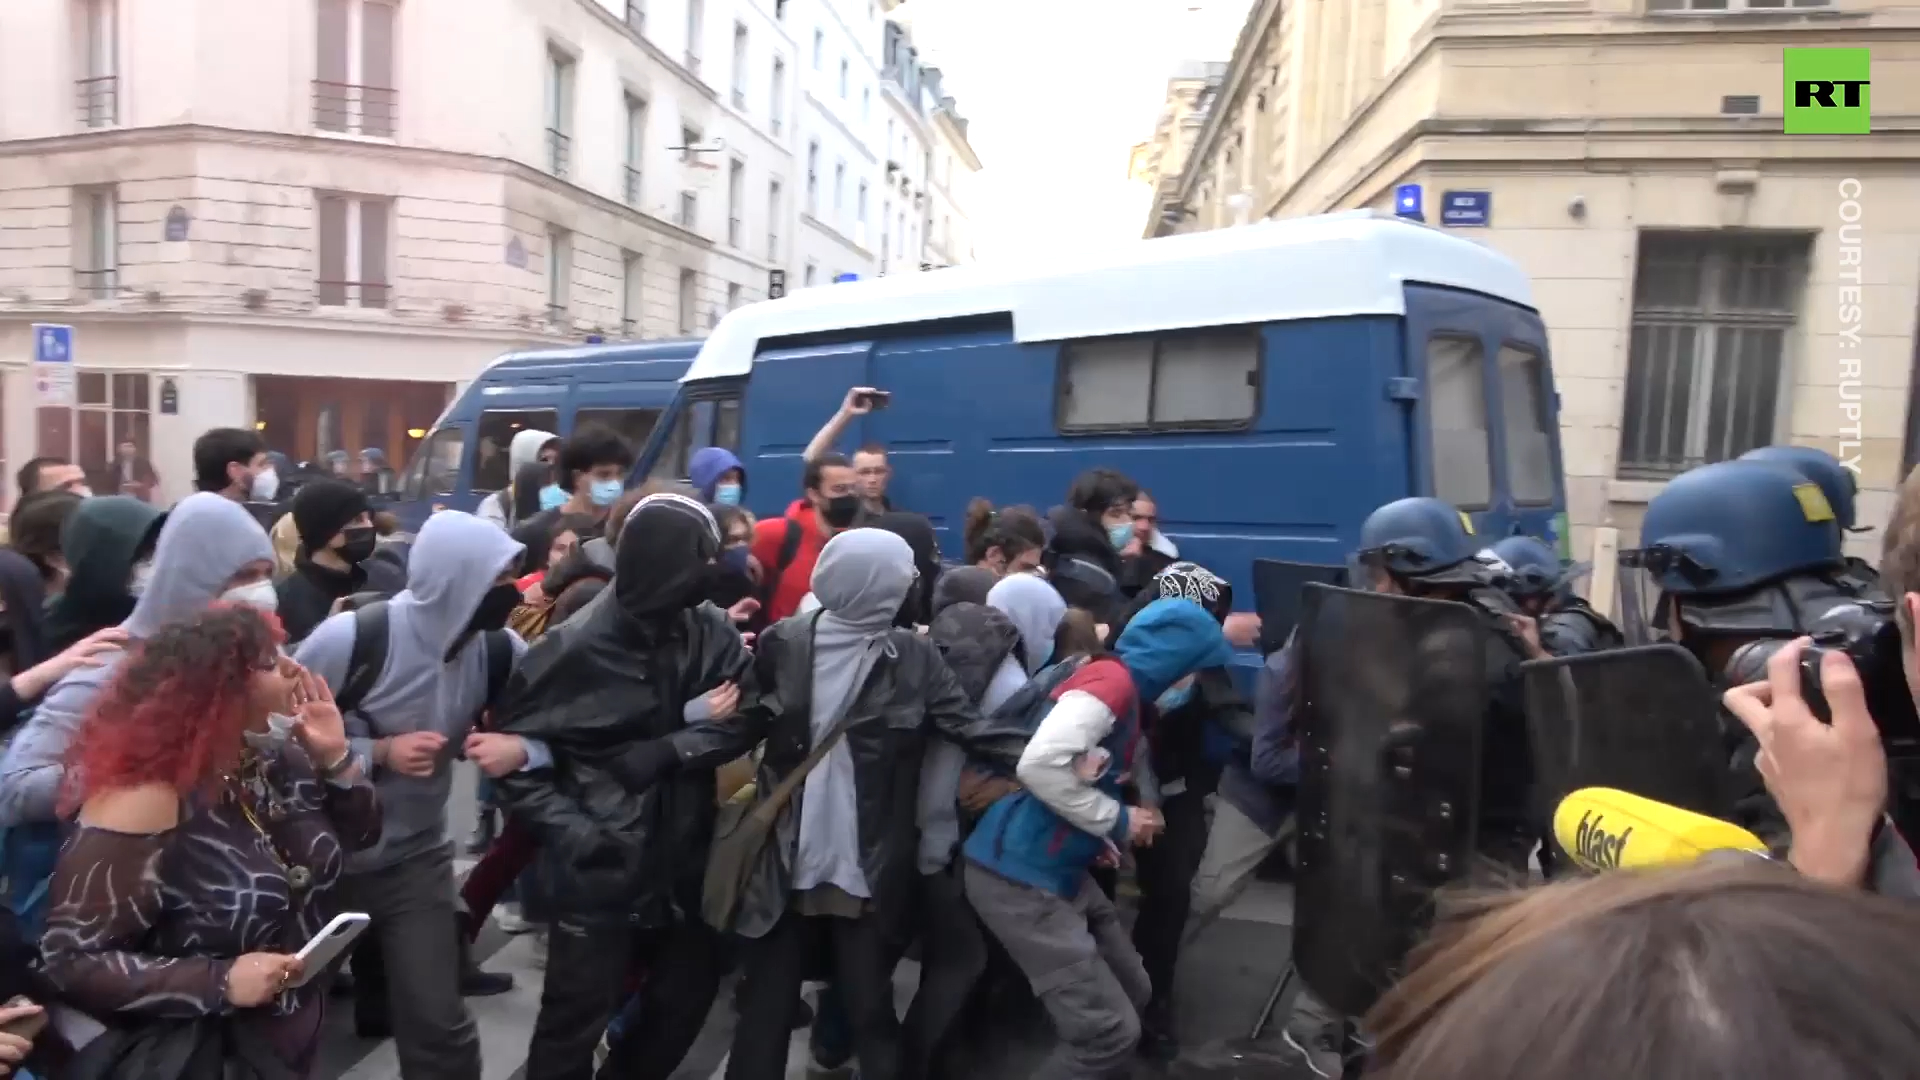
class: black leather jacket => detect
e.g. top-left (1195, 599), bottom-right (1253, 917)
top-left (645, 612), bottom-right (1024, 940)
top-left (492, 589), bottom-right (753, 923)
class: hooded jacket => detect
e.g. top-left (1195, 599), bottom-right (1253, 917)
top-left (0, 551), bottom-right (49, 733)
top-left (1043, 505), bottom-right (1127, 625)
top-left (477, 428), bottom-right (557, 530)
top-left (40, 496), bottom-right (165, 654)
top-left (275, 556), bottom-right (367, 645)
top-left (493, 494), bottom-right (753, 922)
top-left (688, 447), bottom-right (746, 505)
top-left (0, 494), bottom-right (274, 827)
top-left (293, 510), bottom-right (526, 872)
top-left (963, 599), bottom-right (1232, 897)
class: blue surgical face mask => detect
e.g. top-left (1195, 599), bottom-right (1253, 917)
top-left (719, 545), bottom-right (751, 576)
top-left (539, 484), bottom-right (567, 511)
top-left (1108, 523), bottom-right (1134, 551)
top-left (589, 478), bottom-right (625, 507)
top-left (1156, 682), bottom-right (1194, 713)
top-left (714, 482), bottom-right (743, 507)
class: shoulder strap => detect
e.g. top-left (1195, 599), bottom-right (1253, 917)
top-left (336, 602), bottom-right (391, 717)
top-left (743, 612), bottom-right (869, 826)
top-left (762, 517), bottom-right (806, 604)
top-left (482, 629), bottom-right (514, 708)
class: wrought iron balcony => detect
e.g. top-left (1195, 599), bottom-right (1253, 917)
top-left (546, 128), bottom-right (572, 178)
top-left (316, 280), bottom-right (391, 309)
top-left (313, 81), bottom-right (397, 137)
top-left (623, 165), bottom-right (642, 206)
top-left (75, 76), bottom-right (117, 128)
top-left (74, 268), bottom-right (117, 300)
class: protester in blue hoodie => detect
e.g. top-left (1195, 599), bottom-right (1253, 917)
top-left (689, 446), bottom-right (747, 507)
top-left (961, 598), bottom-right (1232, 1076)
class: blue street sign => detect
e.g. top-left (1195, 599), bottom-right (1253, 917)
top-left (833, 273), bottom-right (860, 283)
top-left (1393, 183), bottom-right (1424, 222)
top-left (32, 324), bottom-right (73, 364)
top-left (1439, 190), bottom-right (1492, 228)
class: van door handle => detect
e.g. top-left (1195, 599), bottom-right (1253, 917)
top-left (1385, 377), bottom-right (1420, 403)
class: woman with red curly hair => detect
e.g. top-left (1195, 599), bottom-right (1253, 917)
top-left (38, 603), bottom-right (381, 1075)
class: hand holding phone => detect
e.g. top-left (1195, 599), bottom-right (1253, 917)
top-left (288, 912), bottom-right (373, 989)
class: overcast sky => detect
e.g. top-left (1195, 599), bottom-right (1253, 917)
top-left (895, 0), bottom-right (1250, 260)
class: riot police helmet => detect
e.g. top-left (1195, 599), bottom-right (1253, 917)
top-left (1627, 460), bottom-right (1843, 598)
top-left (1356, 497), bottom-right (1484, 585)
top-left (1740, 445), bottom-right (1861, 534)
top-left (1486, 535), bottom-right (1564, 598)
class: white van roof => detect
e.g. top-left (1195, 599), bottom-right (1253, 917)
top-left (683, 210), bottom-right (1536, 383)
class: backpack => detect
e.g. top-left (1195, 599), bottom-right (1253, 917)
top-left (334, 601), bottom-right (515, 720)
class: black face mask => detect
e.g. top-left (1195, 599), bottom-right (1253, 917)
top-left (822, 493), bottom-right (862, 529)
top-left (468, 582), bottom-right (523, 636)
top-left (337, 527), bottom-right (377, 565)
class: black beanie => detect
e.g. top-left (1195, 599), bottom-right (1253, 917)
top-left (291, 479), bottom-right (370, 554)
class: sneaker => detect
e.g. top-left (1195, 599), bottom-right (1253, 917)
top-left (462, 969), bottom-right (515, 997)
top-left (1280, 1019), bottom-right (1344, 1079)
top-left (494, 905), bottom-right (534, 935)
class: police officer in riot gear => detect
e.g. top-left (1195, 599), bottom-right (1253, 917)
top-left (1740, 444), bottom-right (1886, 599)
top-left (1483, 535), bottom-right (1625, 657)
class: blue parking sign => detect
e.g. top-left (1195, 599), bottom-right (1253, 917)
top-left (32, 324), bottom-right (73, 364)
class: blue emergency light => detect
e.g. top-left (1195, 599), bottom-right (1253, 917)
top-left (834, 272), bottom-right (860, 283)
top-left (1394, 183), bottom-right (1425, 222)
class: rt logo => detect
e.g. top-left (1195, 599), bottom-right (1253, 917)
top-left (1784, 47), bottom-right (1870, 135)
top-left (1573, 811), bottom-right (1632, 871)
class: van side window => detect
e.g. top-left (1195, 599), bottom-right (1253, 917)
top-left (1427, 335), bottom-right (1491, 509)
top-left (409, 428), bottom-right (464, 499)
top-left (473, 409), bottom-right (559, 493)
top-left (576, 408), bottom-right (664, 456)
top-left (1499, 343), bottom-right (1554, 505)
top-left (646, 393), bottom-right (742, 482)
top-left (1057, 329), bottom-right (1258, 432)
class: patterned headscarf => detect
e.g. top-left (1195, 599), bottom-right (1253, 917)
top-left (1154, 561), bottom-right (1233, 622)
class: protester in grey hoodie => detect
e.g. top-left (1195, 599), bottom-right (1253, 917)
top-left (0, 492), bottom-right (276, 828)
top-left (292, 509), bottom-right (530, 1079)
top-left (477, 428), bottom-right (560, 530)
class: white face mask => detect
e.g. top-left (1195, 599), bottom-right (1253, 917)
top-left (72, 486), bottom-right (94, 499)
top-left (243, 712), bottom-right (296, 753)
top-left (223, 579), bottom-right (279, 613)
top-left (250, 468), bottom-right (279, 501)
top-left (127, 560), bottom-right (155, 597)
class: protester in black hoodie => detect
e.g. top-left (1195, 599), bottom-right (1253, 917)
top-left (275, 479), bottom-right (376, 643)
top-left (41, 495), bottom-right (164, 653)
top-left (1043, 468), bottom-right (1140, 625)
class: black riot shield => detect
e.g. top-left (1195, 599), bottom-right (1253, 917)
top-left (1291, 583), bottom-right (1488, 1019)
top-left (1251, 559), bottom-right (1347, 655)
top-left (1522, 644), bottom-right (1731, 830)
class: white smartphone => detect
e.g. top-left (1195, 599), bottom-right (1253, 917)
top-left (288, 911), bottom-right (372, 988)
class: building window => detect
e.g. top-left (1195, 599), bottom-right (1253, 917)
top-left (804, 262), bottom-right (817, 288)
top-left (680, 190), bottom-right (699, 231)
top-left (620, 250), bottom-right (643, 335)
top-left (1058, 329), bottom-right (1260, 433)
top-left (678, 268), bottom-right (698, 334)
top-left (767, 178), bottom-right (782, 261)
top-left (1647, 0), bottom-right (1830, 9)
top-left (727, 159), bottom-right (745, 247)
top-left (54, 372), bottom-right (151, 494)
top-left (833, 160), bottom-right (845, 218)
top-left (805, 140), bottom-right (819, 213)
top-left (861, 86), bottom-right (870, 121)
top-left (623, 93), bottom-right (647, 205)
top-left (75, 0), bottom-right (118, 128)
top-left (730, 23), bottom-right (748, 109)
top-left (727, 282), bottom-right (742, 311)
top-left (547, 227), bottom-right (572, 323)
top-left (856, 180), bottom-right (868, 245)
top-left (686, 0), bottom-right (704, 75)
top-left (625, 0), bottom-right (645, 33)
top-left (316, 192), bottom-right (391, 308)
top-left (314, 0), bottom-right (396, 137)
top-left (1428, 336), bottom-right (1491, 509)
top-left (1617, 232), bottom-right (1808, 478)
top-left (838, 57), bottom-right (849, 98)
top-left (681, 125), bottom-right (700, 163)
top-left (545, 47), bottom-right (574, 178)
top-left (770, 57), bottom-right (785, 135)
top-left (812, 29), bottom-right (823, 70)
top-left (72, 185), bottom-right (117, 300)
top-left (775, 0), bottom-right (787, 19)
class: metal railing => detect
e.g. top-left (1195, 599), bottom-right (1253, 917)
top-left (678, 192), bottom-right (698, 230)
top-left (74, 268), bottom-right (117, 300)
top-left (623, 165), bottom-right (642, 205)
top-left (316, 280), bottom-right (391, 309)
top-left (313, 81), bottom-right (396, 137)
top-left (728, 215), bottom-right (742, 247)
top-left (546, 128), bottom-right (572, 178)
top-left (625, 1), bottom-right (645, 32)
top-left (75, 76), bottom-right (117, 128)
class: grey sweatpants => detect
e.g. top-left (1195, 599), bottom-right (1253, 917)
top-left (963, 863), bottom-right (1151, 1079)
top-left (1188, 797), bottom-right (1284, 934)
top-left (337, 843), bottom-right (480, 1080)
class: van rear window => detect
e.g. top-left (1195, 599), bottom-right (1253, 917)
top-left (1057, 329), bottom-right (1258, 432)
top-left (1427, 335), bottom-right (1491, 510)
top-left (1499, 343), bottom-right (1555, 505)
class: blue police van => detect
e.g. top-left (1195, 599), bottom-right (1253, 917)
top-left (625, 210), bottom-right (1568, 598)
top-left (387, 338), bottom-right (699, 530)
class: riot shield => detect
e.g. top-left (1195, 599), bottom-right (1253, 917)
top-left (1522, 644), bottom-right (1731, 830)
top-left (1613, 556), bottom-right (1658, 646)
top-left (1251, 559), bottom-right (1347, 655)
top-left (1291, 583), bottom-right (1488, 1019)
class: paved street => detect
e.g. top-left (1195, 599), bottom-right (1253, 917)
top-left (316, 764), bottom-right (1307, 1080)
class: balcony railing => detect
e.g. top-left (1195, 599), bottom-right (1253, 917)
top-left (313, 81), bottom-right (396, 137)
top-left (623, 165), bottom-right (642, 205)
top-left (686, 51), bottom-right (702, 77)
top-left (731, 86), bottom-right (746, 109)
top-left (317, 280), bottom-right (391, 309)
top-left (74, 268), bottom-right (117, 300)
top-left (546, 128), bottom-right (572, 178)
top-left (728, 215), bottom-right (742, 247)
top-left (75, 76), bottom-right (118, 128)
top-left (678, 192), bottom-right (698, 230)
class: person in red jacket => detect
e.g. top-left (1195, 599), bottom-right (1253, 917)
top-left (748, 452), bottom-right (862, 623)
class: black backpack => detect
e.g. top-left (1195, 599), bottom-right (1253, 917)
top-left (333, 600), bottom-right (515, 719)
